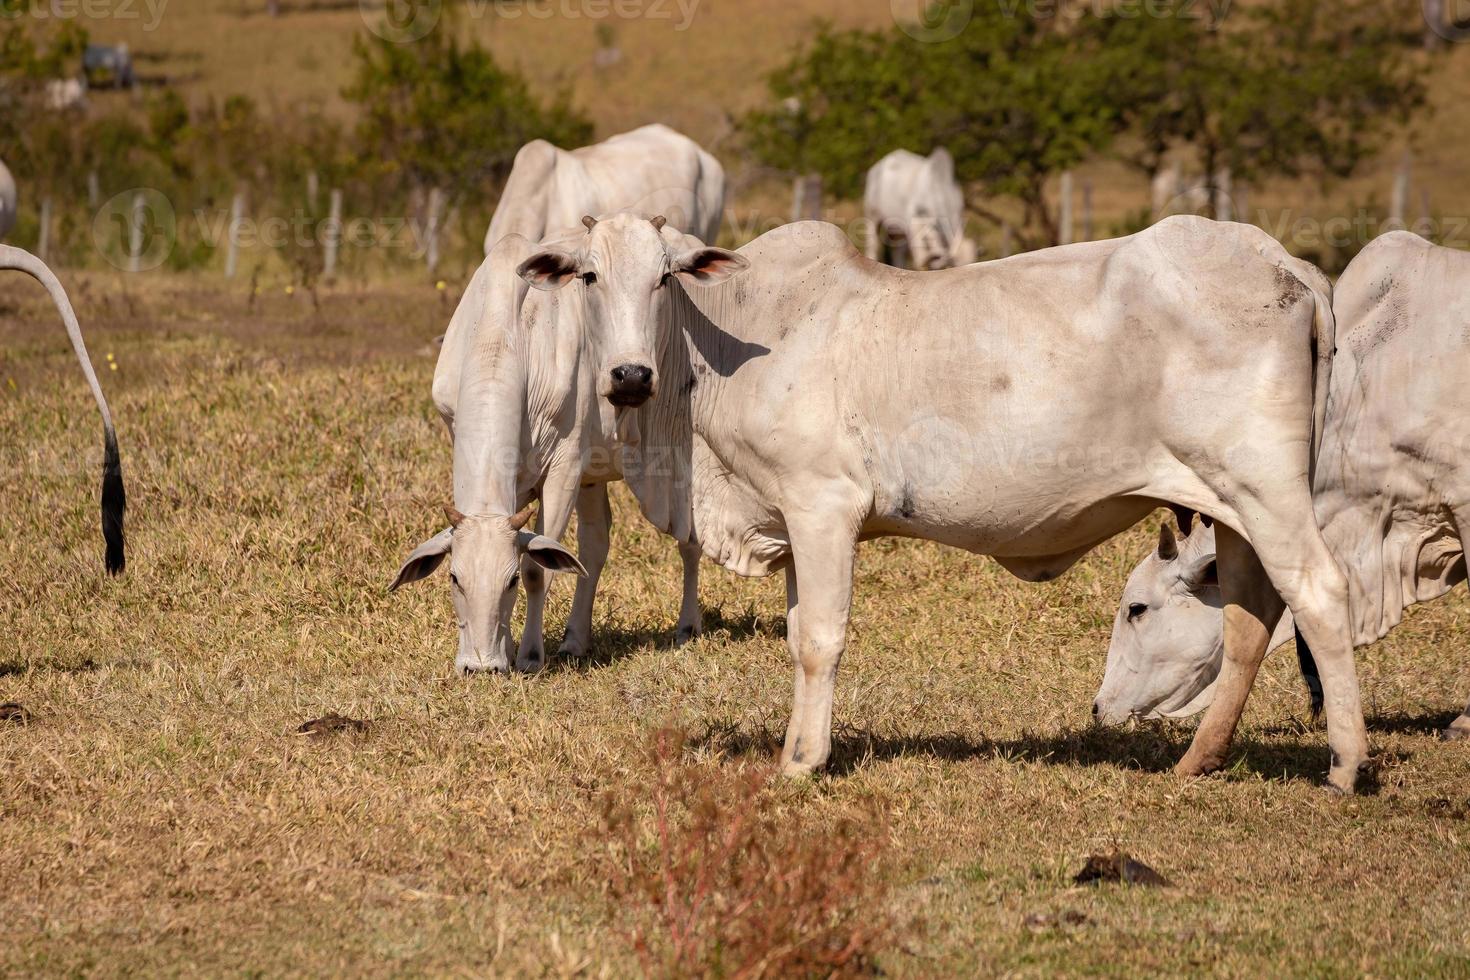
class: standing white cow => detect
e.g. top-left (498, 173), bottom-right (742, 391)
top-left (391, 221), bottom-right (706, 673)
top-left (516, 212), bottom-right (1371, 792)
top-left (0, 159), bottom-right (16, 240)
top-left (483, 124), bottom-right (725, 255)
top-left (3, 245), bottom-right (126, 573)
top-left (864, 148), bottom-right (977, 270)
top-left (1096, 232), bottom-right (1470, 739)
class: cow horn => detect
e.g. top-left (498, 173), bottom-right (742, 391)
top-left (1157, 522), bottom-right (1178, 562)
top-left (444, 506), bottom-right (467, 528)
top-left (651, 215), bottom-right (667, 231)
top-left (508, 502), bottom-right (536, 531)
top-left (582, 215), bottom-right (597, 231)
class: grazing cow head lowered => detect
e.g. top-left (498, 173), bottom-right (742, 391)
top-left (515, 211), bottom-right (748, 409)
top-left (390, 503), bottom-right (585, 675)
top-left (1092, 522), bottom-right (1224, 725)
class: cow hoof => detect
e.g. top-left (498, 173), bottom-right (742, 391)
top-left (515, 649), bottom-right (545, 675)
top-left (781, 759), bottom-right (818, 779)
top-left (675, 626), bottom-right (698, 647)
top-left (1441, 718), bottom-right (1470, 741)
top-left (459, 663), bottom-right (509, 677)
top-left (1173, 751), bottom-right (1224, 779)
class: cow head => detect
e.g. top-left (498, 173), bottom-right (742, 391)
top-left (516, 212), bottom-right (748, 410)
top-left (1092, 522), bottom-right (1223, 725)
top-left (390, 504), bottom-right (585, 675)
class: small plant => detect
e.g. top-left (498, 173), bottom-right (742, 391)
top-left (600, 728), bottom-right (892, 979)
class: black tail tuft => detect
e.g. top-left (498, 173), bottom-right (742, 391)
top-left (101, 435), bottom-right (126, 575)
top-left (1294, 626), bottom-right (1324, 723)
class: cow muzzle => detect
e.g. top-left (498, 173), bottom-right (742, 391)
top-left (608, 363), bottom-right (656, 408)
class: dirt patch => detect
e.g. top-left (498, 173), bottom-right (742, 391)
top-left (1, 702), bottom-right (35, 724)
top-left (296, 714), bottom-right (370, 737)
top-left (1074, 850), bottom-right (1172, 887)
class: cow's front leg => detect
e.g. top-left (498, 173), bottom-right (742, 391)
top-left (1444, 695), bottom-right (1470, 741)
top-left (674, 540), bottom-right (703, 645)
top-left (780, 511), bottom-right (858, 777)
top-left (560, 483), bottom-right (612, 658)
top-left (516, 474), bottom-right (579, 674)
top-left (1177, 523), bottom-right (1285, 778)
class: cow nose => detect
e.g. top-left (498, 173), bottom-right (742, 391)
top-left (608, 364), bottom-right (655, 407)
top-left (461, 661), bottom-right (509, 677)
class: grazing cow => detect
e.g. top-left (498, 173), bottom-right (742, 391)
top-left (517, 212), bottom-right (1370, 791)
top-left (0, 159), bottom-right (16, 240)
top-left (483, 124), bottom-right (725, 256)
top-left (391, 224), bottom-right (705, 674)
top-left (1096, 232), bottom-right (1470, 739)
top-left (2, 245), bottom-right (125, 573)
top-left (863, 148), bottom-right (977, 270)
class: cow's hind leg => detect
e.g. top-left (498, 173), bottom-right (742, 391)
top-left (1177, 523), bottom-right (1285, 778)
top-left (1443, 696), bottom-right (1470, 741)
top-left (674, 540), bottom-right (702, 645)
top-left (559, 483), bottom-right (612, 659)
top-left (780, 510), bottom-right (859, 777)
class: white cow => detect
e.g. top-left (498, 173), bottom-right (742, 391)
top-left (3, 245), bottom-right (125, 573)
top-left (483, 124), bottom-right (725, 255)
top-left (863, 148), bottom-right (977, 270)
top-left (0, 159), bottom-right (16, 240)
top-left (391, 221), bottom-right (706, 674)
top-left (1096, 232), bottom-right (1470, 739)
top-left (516, 212), bottom-right (1371, 792)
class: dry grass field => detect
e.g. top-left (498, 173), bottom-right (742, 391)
top-left (3, 273), bottom-right (1470, 975)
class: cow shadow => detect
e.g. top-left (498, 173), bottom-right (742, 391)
top-left (692, 718), bottom-right (1342, 786)
top-left (0, 656), bottom-right (122, 678)
top-left (544, 606), bottom-right (785, 675)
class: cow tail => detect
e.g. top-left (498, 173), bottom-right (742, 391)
top-left (0, 245), bottom-right (126, 574)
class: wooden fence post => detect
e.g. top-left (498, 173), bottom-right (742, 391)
top-left (1058, 171), bottom-right (1073, 245)
top-left (128, 192), bottom-right (146, 273)
top-left (225, 190), bottom-right (246, 278)
top-left (425, 187), bottom-right (446, 276)
top-left (324, 188), bottom-right (343, 279)
top-left (792, 173), bottom-right (822, 222)
top-left (1081, 178), bottom-right (1093, 243)
top-left (1000, 222), bottom-right (1013, 259)
top-left (1390, 154), bottom-right (1411, 229)
top-left (37, 197), bottom-right (51, 262)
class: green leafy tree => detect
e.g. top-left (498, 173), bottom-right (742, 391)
top-left (344, 27), bottom-right (591, 208)
top-left (1090, 0), bottom-right (1427, 215)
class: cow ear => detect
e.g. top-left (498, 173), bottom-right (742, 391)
top-left (517, 531), bottom-right (587, 576)
top-left (517, 248), bottom-right (580, 291)
top-left (390, 528), bottom-right (453, 591)
top-left (1180, 555), bottom-right (1219, 593)
top-left (1157, 523), bottom-right (1179, 562)
top-left (672, 247), bottom-right (749, 286)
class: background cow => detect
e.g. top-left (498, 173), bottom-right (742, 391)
top-left (517, 213), bottom-right (1370, 792)
top-left (863, 148), bottom-right (977, 270)
top-left (483, 124), bottom-right (725, 255)
top-left (2, 244), bottom-right (125, 574)
top-left (0, 159), bottom-right (16, 240)
top-left (1096, 232), bottom-right (1470, 740)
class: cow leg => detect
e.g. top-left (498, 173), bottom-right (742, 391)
top-left (1176, 523), bottom-right (1285, 779)
top-left (674, 540), bottom-right (703, 645)
top-left (516, 476), bottom-right (579, 674)
top-left (1204, 505), bottom-right (1367, 791)
top-left (1443, 695), bottom-right (1470, 741)
top-left (780, 515), bottom-right (858, 777)
top-left (560, 483), bottom-right (612, 659)
top-left (782, 563), bottom-right (804, 758)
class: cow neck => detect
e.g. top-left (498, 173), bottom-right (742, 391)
top-left (451, 304), bottom-right (533, 519)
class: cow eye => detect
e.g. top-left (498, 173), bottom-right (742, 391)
top-left (1127, 602), bottom-right (1147, 622)
top-left (507, 573), bottom-right (521, 591)
top-left (581, 271), bottom-right (597, 286)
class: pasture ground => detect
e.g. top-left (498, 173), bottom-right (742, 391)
top-left (3, 273), bottom-right (1470, 976)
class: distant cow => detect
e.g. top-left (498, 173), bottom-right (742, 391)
top-left (516, 213), bottom-right (1371, 792)
top-left (1096, 232), bottom-right (1470, 739)
top-left (392, 221), bottom-right (705, 674)
top-left (864, 148), bottom-right (977, 270)
top-left (2, 245), bottom-right (125, 573)
top-left (483, 124), bottom-right (725, 255)
top-left (0, 159), bottom-right (16, 240)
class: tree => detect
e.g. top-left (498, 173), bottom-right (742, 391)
top-left (1089, 0), bottom-right (1428, 216)
top-left (343, 26), bottom-right (591, 209)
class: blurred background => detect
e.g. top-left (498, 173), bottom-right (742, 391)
top-left (0, 0), bottom-right (1456, 285)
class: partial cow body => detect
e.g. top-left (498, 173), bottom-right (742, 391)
top-left (0, 160), bottom-right (16, 240)
top-left (520, 213), bottom-right (1370, 791)
top-left (863, 148), bottom-right (976, 270)
top-left (1097, 232), bottom-right (1470, 739)
top-left (483, 124), bottom-right (725, 255)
